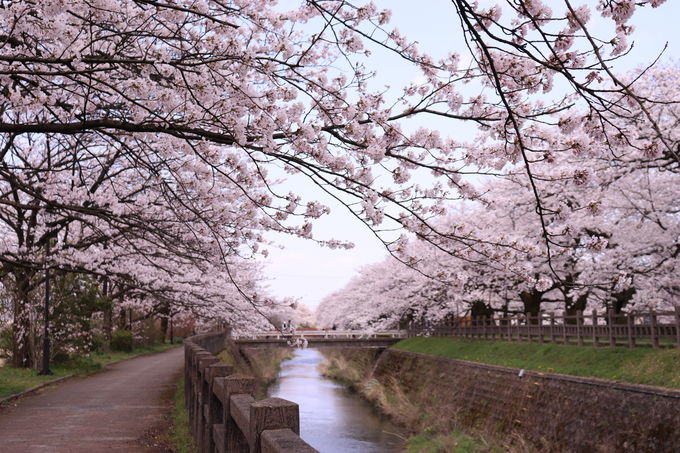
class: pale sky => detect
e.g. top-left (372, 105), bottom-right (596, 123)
top-left (260, 0), bottom-right (680, 311)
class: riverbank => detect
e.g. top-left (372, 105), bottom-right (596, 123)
top-left (319, 349), bottom-right (507, 453)
top-left (395, 337), bottom-right (680, 389)
top-left (320, 340), bottom-right (680, 453)
top-left (271, 348), bottom-right (405, 453)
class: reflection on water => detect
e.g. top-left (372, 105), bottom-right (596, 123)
top-left (268, 348), bottom-right (405, 453)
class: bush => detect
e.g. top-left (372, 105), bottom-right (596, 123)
top-left (89, 332), bottom-right (106, 353)
top-left (111, 330), bottom-right (134, 352)
top-left (52, 350), bottom-right (72, 364)
top-left (0, 325), bottom-right (13, 356)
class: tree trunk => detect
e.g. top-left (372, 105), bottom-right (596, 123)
top-left (611, 287), bottom-right (636, 325)
top-left (158, 303), bottom-right (170, 344)
top-left (160, 316), bottom-right (169, 344)
top-left (103, 307), bottom-right (113, 351)
top-left (564, 293), bottom-right (588, 325)
top-left (612, 287), bottom-right (636, 314)
top-left (11, 270), bottom-right (35, 368)
top-left (102, 278), bottom-right (112, 351)
top-left (520, 290), bottom-right (542, 322)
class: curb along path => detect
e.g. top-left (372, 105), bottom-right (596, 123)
top-left (0, 347), bottom-right (184, 453)
top-left (0, 374), bottom-right (76, 407)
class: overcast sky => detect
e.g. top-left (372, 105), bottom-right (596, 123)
top-left (259, 0), bottom-right (680, 311)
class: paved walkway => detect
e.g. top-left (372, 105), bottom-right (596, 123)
top-left (0, 347), bottom-right (184, 453)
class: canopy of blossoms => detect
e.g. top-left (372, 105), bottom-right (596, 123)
top-left (0, 0), bottom-right (676, 365)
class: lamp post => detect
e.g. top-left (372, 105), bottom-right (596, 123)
top-left (169, 316), bottom-right (174, 345)
top-left (38, 239), bottom-right (52, 376)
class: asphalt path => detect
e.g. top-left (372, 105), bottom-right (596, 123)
top-left (0, 346), bottom-right (184, 453)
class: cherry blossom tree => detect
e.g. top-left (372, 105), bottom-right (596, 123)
top-left (1, 0), bottom-right (677, 365)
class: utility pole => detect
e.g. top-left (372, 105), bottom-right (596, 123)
top-left (38, 239), bottom-right (53, 376)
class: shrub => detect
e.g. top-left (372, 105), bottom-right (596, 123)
top-left (52, 350), bottom-right (72, 364)
top-left (111, 330), bottom-right (133, 352)
top-left (0, 325), bottom-right (13, 356)
top-left (89, 332), bottom-right (106, 353)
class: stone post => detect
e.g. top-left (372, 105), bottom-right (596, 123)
top-left (249, 398), bottom-right (300, 453)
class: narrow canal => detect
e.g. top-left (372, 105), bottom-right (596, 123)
top-left (267, 348), bottom-right (405, 453)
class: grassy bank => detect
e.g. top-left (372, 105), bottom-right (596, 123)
top-left (406, 428), bottom-right (503, 453)
top-left (167, 376), bottom-right (197, 453)
top-left (0, 343), bottom-right (179, 399)
top-left (394, 337), bottom-right (680, 389)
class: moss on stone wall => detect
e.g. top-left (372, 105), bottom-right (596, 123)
top-left (321, 346), bottom-right (680, 453)
top-left (377, 349), bottom-right (680, 452)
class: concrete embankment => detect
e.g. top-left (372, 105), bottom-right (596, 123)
top-left (321, 347), bottom-right (680, 453)
top-left (221, 340), bottom-right (293, 397)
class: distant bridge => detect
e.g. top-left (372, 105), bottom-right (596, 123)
top-left (233, 329), bottom-right (407, 349)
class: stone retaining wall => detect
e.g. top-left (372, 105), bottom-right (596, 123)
top-left (372, 349), bottom-right (680, 452)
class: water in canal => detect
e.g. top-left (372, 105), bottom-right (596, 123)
top-left (267, 348), bottom-right (405, 453)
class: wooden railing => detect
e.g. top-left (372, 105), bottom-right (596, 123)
top-left (185, 331), bottom-right (318, 453)
top-left (410, 307), bottom-right (680, 348)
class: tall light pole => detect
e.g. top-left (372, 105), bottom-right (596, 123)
top-left (38, 239), bottom-right (52, 376)
top-left (169, 316), bottom-right (174, 345)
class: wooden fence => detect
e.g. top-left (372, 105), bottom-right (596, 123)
top-left (410, 307), bottom-right (680, 348)
top-left (185, 331), bottom-right (318, 453)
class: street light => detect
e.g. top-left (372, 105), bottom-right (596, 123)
top-left (38, 239), bottom-right (52, 376)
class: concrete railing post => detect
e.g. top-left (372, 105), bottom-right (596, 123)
top-left (185, 344), bottom-right (199, 409)
top-left (261, 429), bottom-right (319, 453)
top-left (249, 398), bottom-right (300, 453)
top-left (191, 351), bottom-right (213, 434)
top-left (196, 355), bottom-right (220, 444)
top-left (218, 375), bottom-right (255, 453)
top-left (203, 364), bottom-right (233, 453)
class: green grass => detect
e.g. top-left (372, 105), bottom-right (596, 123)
top-left (406, 427), bottom-right (502, 453)
top-left (393, 338), bottom-right (680, 389)
top-left (166, 376), bottom-right (197, 453)
top-left (0, 343), bottom-right (179, 398)
top-left (217, 348), bottom-right (236, 367)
